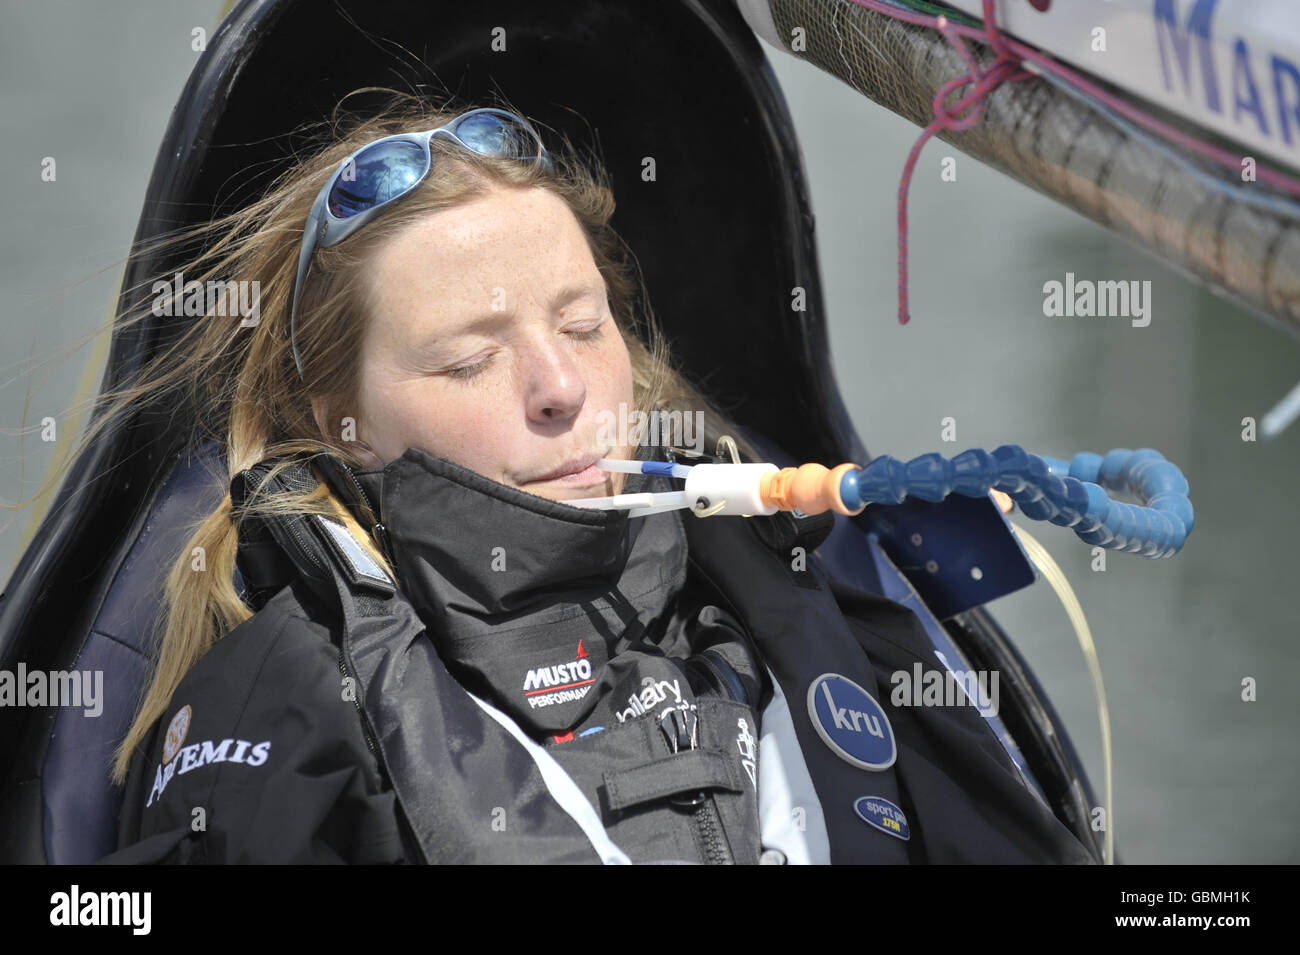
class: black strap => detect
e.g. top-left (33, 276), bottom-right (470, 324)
top-left (749, 507), bottom-right (835, 554)
top-left (602, 749), bottom-right (744, 812)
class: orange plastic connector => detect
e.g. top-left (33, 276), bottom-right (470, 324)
top-left (758, 462), bottom-right (864, 516)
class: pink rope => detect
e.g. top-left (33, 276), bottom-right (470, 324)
top-left (848, 0), bottom-right (1300, 325)
top-left (892, 2), bottom-right (1031, 323)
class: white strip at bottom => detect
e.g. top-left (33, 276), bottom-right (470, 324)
top-left (758, 666), bottom-right (830, 864)
top-left (468, 691), bottom-right (632, 865)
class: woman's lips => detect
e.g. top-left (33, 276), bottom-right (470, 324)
top-left (543, 463), bottom-right (607, 487)
top-left (525, 451), bottom-right (611, 487)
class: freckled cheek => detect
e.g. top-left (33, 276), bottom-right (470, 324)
top-left (401, 380), bottom-right (524, 465)
top-left (586, 336), bottom-right (634, 407)
top-left (389, 386), bottom-right (479, 451)
top-left (358, 372), bottom-right (446, 458)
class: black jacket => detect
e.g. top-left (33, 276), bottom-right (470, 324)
top-left (99, 449), bottom-right (1095, 864)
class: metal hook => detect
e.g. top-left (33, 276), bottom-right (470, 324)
top-left (717, 434), bottom-right (741, 465)
top-left (686, 435), bottom-right (743, 517)
top-left (692, 497), bottom-right (728, 518)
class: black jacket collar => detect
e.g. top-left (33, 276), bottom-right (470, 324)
top-left (349, 447), bottom-right (687, 641)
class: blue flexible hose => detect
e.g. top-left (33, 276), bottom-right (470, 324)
top-left (837, 446), bottom-right (1193, 558)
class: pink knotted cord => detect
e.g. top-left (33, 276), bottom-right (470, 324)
top-left (893, 1), bottom-right (1032, 324)
top-left (848, 0), bottom-right (1300, 325)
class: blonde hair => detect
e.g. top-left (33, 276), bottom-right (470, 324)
top-left (9, 89), bottom-right (757, 786)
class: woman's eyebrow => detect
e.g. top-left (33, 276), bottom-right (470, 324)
top-left (449, 283), bottom-right (605, 330)
top-left (409, 283), bottom-right (606, 354)
top-left (548, 282), bottom-right (606, 311)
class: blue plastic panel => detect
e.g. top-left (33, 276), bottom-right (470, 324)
top-left (854, 492), bottom-right (1036, 620)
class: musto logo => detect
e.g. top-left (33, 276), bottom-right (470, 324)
top-left (523, 640), bottom-right (596, 709)
top-left (806, 673), bottom-right (896, 771)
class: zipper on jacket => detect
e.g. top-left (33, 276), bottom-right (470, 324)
top-left (693, 796), bottom-right (732, 864)
top-left (337, 643), bottom-right (428, 864)
top-left (663, 710), bottom-right (733, 864)
top-left (671, 790), bottom-right (731, 864)
top-left (327, 457), bottom-right (395, 566)
top-left (334, 458), bottom-right (376, 519)
top-left (283, 512), bottom-right (325, 573)
top-left (338, 646), bottom-right (378, 757)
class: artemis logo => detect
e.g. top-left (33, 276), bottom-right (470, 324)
top-left (50, 885), bottom-right (150, 935)
top-left (146, 737), bottom-right (272, 808)
top-left (163, 705), bottom-right (191, 763)
top-left (523, 641), bottom-right (596, 709)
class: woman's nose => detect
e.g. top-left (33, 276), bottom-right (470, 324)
top-left (523, 336), bottom-right (586, 423)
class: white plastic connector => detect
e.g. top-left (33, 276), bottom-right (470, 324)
top-left (684, 463), bottom-right (779, 516)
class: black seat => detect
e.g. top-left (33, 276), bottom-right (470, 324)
top-left (32, 444), bottom-right (235, 863)
top-left (0, 0), bottom-right (1101, 863)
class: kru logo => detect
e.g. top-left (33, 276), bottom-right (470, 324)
top-left (806, 673), bottom-right (896, 771)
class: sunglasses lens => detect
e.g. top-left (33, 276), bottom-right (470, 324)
top-left (454, 112), bottom-right (543, 161)
top-left (328, 139), bottom-right (429, 218)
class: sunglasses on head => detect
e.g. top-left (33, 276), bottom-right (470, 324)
top-left (288, 107), bottom-right (554, 380)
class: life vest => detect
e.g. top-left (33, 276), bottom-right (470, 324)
top-left (230, 447), bottom-right (1093, 864)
